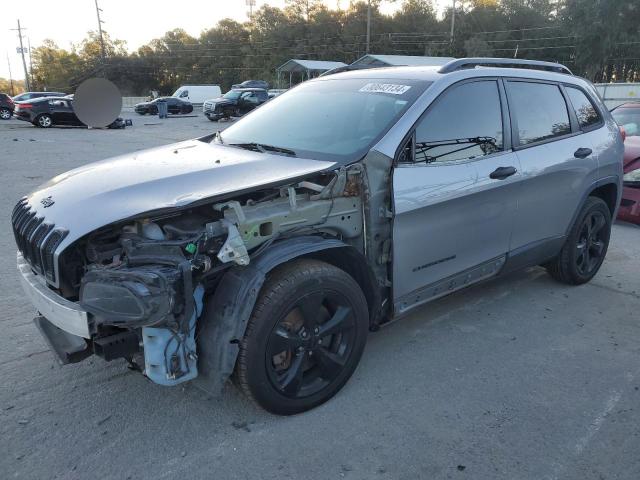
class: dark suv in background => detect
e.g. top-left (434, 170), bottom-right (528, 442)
top-left (0, 93), bottom-right (15, 119)
top-left (203, 88), bottom-right (269, 121)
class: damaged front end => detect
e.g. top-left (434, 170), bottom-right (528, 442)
top-left (42, 165), bottom-right (369, 387)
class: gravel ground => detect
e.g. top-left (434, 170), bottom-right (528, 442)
top-left (1, 113), bottom-right (639, 480)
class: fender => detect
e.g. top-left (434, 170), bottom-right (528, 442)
top-left (565, 175), bottom-right (621, 236)
top-left (195, 235), bottom-right (363, 395)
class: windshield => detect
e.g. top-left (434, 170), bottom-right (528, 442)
top-left (612, 106), bottom-right (640, 137)
top-left (220, 78), bottom-right (431, 162)
top-left (223, 90), bottom-right (242, 100)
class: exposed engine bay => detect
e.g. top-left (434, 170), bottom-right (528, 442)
top-left (73, 166), bottom-right (365, 385)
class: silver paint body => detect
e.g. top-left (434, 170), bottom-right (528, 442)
top-left (22, 140), bottom-right (336, 286)
top-left (17, 65), bottom-right (623, 328)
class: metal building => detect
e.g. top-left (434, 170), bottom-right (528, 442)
top-left (276, 59), bottom-right (348, 88)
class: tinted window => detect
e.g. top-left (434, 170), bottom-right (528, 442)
top-left (566, 87), bottom-right (601, 129)
top-left (413, 80), bottom-right (504, 163)
top-left (508, 82), bottom-right (571, 145)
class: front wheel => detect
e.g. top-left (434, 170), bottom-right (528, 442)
top-left (545, 196), bottom-right (611, 285)
top-left (0, 108), bottom-right (11, 120)
top-left (235, 259), bottom-right (369, 415)
top-left (36, 114), bottom-right (53, 128)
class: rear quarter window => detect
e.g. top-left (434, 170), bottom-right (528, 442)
top-left (507, 81), bottom-right (571, 146)
top-left (566, 86), bottom-right (602, 130)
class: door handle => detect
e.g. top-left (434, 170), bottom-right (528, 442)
top-left (574, 147), bottom-right (592, 159)
top-left (489, 166), bottom-right (517, 180)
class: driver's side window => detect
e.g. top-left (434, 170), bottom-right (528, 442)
top-left (179, 90), bottom-right (188, 98)
top-left (413, 80), bottom-right (504, 164)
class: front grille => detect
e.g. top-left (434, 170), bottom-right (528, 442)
top-left (11, 198), bottom-right (67, 283)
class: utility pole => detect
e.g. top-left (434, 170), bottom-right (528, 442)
top-left (94, 0), bottom-right (106, 64)
top-left (6, 53), bottom-right (15, 96)
top-left (11, 20), bottom-right (30, 91)
top-left (366, 0), bottom-right (371, 54)
top-left (246, 0), bottom-right (256, 18)
top-left (450, 0), bottom-right (456, 44)
top-left (27, 37), bottom-right (33, 87)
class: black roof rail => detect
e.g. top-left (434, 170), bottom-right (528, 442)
top-left (439, 57), bottom-right (573, 75)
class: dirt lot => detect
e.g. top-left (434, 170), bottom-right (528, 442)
top-left (1, 113), bottom-right (639, 480)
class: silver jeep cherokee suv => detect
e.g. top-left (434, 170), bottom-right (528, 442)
top-left (12, 58), bottom-right (623, 414)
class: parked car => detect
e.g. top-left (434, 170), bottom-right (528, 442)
top-left (134, 97), bottom-right (193, 115)
top-left (232, 79), bottom-right (270, 90)
top-left (203, 88), bottom-right (269, 121)
top-left (12, 58), bottom-right (623, 415)
top-left (13, 96), bottom-right (127, 128)
top-left (13, 91), bottom-right (66, 103)
top-left (610, 102), bottom-right (640, 224)
top-left (172, 85), bottom-right (222, 104)
top-left (0, 93), bottom-right (15, 119)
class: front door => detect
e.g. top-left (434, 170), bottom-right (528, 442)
top-left (392, 79), bottom-right (520, 314)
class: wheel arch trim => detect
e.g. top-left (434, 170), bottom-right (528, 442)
top-left (565, 176), bottom-right (620, 236)
top-left (195, 235), bottom-right (379, 395)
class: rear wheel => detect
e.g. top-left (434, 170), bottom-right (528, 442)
top-left (235, 259), bottom-right (369, 415)
top-left (545, 196), bottom-right (611, 285)
top-left (36, 114), bottom-right (53, 128)
top-left (0, 108), bottom-right (11, 120)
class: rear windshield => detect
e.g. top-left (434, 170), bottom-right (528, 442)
top-left (220, 78), bottom-right (431, 163)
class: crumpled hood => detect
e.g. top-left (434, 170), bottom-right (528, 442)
top-left (23, 139), bottom-right (336, 250)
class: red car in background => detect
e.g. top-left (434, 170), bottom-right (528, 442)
top-left (611, 102), bottom-right (640, 225)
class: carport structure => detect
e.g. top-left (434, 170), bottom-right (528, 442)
top-left (276, 59), bottom-right (348, 88)
top-left (349, 54), bottom-right (455, 68)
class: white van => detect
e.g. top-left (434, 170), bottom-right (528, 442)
top-left (172, 85), bottom-right (221, 105)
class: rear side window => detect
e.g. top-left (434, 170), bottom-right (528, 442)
top-left (413, 80), bottom-right (504, 163)
top-left (508, 82), bottom-right (571, 146)
top-left (566, 86), bottom-right (601, 129)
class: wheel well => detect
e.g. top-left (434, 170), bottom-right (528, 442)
top-left (589, 183), bottom-right (618, 216)
top-left (306, 247), bottom-right (382, 328)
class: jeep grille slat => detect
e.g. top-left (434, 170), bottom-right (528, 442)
top-left (11, 199), bottom-right (65, 283)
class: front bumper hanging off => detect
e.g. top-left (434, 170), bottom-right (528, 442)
top-left (17, 253), bottom-right (93, 364)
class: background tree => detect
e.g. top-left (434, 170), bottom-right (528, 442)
top-left (22, 0), bottom-right (640, 96)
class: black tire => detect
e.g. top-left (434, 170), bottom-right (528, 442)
top-left (545, 196), bottom-right (611, 285)
top-left (36, 114), bottom-right (53, 128)
top-left (235, 259), bottom-right (369, 415)
top-left (0, 107), bottom-right (11, 120)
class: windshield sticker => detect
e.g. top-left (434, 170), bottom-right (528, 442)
top-left (359, 83), bottom-right (412, 95)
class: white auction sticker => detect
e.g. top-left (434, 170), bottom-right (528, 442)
top-left (359, 83), bottom-right (411, 95)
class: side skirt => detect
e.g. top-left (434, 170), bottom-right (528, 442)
top-left (393, 256), bottom-right (506, 317)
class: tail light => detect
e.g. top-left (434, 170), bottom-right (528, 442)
top-left (620, 126), bottom-right (626, 142)
top-left (7, 97), bottom-right (14, 106)
top-left (17, 103), bottom-right (32, 110)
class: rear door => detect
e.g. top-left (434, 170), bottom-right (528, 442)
top-left (505, 80), bottom-right (600, 252)
top-left (392, 79), bottom-right (520, 312)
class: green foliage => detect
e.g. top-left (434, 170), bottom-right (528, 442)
top-left (0, 78), bottom-right (25, 95)
top-left (26, 0), bottom-right (640, 95)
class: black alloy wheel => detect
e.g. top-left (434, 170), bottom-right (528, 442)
top-left (546, 196), bottom-right (611, 285)
top-left (575, 209), bottom-right (607, 276)
top-left (235, 259), bottom-right (369, 415)
top-left (266, 290), bottom-right (357, 399)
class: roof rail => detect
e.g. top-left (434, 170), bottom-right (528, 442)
top-left (438, 57), bottom-right (573, 75)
